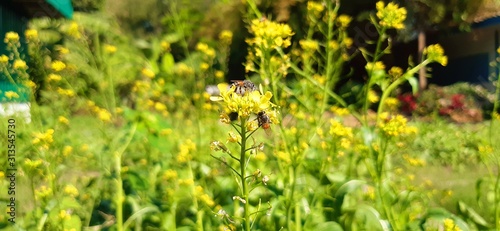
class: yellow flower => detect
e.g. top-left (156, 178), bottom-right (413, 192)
top-left (55, 46), bottom-right (70, 55)
top-left (307, 1), bottom-right (325, 16)
top-left (299, 39), bottom-right (319, 51)
top-left (35, 185), bottom-right (53, 200)
top-left (219, 30), bottom-right (233, 45)
top-left (48, 73), bottom-right (62, 82)
top-left (63, 184), bottom-right (79, 197)
top-left (162, 169), bottom-right (178, 181)
top-left (24, 159), bottom-right (43, 169)
top-left (63, 145), bottom-right (73, 156)
top-left (378, 114), bottom-right (417, 137)
top-left (5, 91), bottom-right (19, 99)
top-left (337, 15), bottom-right (352, 28)
top-left (330, 106), bottom-right (350, 116)
top-left (214, 81), bottom-right (274, 118)
top-left (97, 109), bottom-right (112, 122)
top-left (215, 70), bottom-right (224, 79)
top-left (57, 87), bottom-right (75, 97)
top-left (13, 60), bottom-right (27, 70)
top-left (67, 21), bottom-right (81, 38)
top-left (154, 102), bottom-right (167, 112)
top-left (103, 44), bottom-right (117, 54)
top-left (59, 210), bottom-right (70, 220)
top-left (51, 61), bottom-right (66, 72)
top-left (200, 62), bottom-right (210, 71)
top-left (329, 119), bottom-right (353, 137)
top-left (58, 116), bottom-right (69, 125)
top-left (424, 44), bottom-right (448, 66)
top-left (247, 19), bottom-right (294, 49)
top-left (375, 1), bottom-right (407, 30)
top-left (25, 29), bottom-right (38, 41)
top-left (443, 218), bottom-right (462, 231)
top-left (161, 41), bottom-right (171, 52)
top-left (384, 97), bottom-right (399, 111)
top-left (4, 32), bottom-right (19, 43)
top-left (388, 66), bottom-right (403, 79)
top-left (368, 90), bottom-right (379, 103)
top-left (0, 55), bottom-right (8, 64)
top-left (141, 68), bottom-right (155, 78)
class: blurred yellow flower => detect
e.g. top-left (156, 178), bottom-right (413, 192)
top-left (63, 145), bottom-right (73, 156)
top-left (337, 15), bottom-right (352, 28)
top-left (378, 114), bottom-right (417, 137)
top-left (57, 87), bottom-right (75, 97)
top-left (25, 29), bottom-right (38, 41)
top-left (0, 55), bottom-right (8, 64)
top-left (299, 39), bottom-right (319, 51)
top-left (161, 41), bottom-right (171, 52)
top-left (97, 108), bottom-right (112, 122)
top-left (247, 19), bottom-right (294, 49)
top-left (388, 66), bottom-right (403, 79)
top-left (104, 44), bottom-right (117, 54)
top-left (48, 73), bottom-right (62, 82)
top-left (200, 62), bottom-right (210, 71)
top-left (368, 90), bottom-right (379, 103)
top-left (63, 184), bottom-right (79, 197)
top-left (219, 30), bottom-right (233, 45)
top-left (55, 46), bottom-right (70, 55)
top-left (215, 70), bottom-right (224, 79)
top-left (307, 1), bottom-right (325, 16)
top-left (4, 32), bottom-right (19, 43)
top-left (141, 68), bottom-right (155, 78)
top-left (67, 21), bottom-right (81, 38)
top-left (214, 82), bottom-right (274, 119)
top-left (58, 116), bottom-right (69, 125)
top-left (329, 119), bottom-right (353, 138)
top-left (13, 60), bottom-right (27, 70)
top-left (59, 210), bottom-right (71, 220)
top-left (51, 60), bottom-right (66, 72)
top-left (5, 91), bottom-right (19, 99)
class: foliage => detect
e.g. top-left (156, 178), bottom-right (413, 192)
top-left (0, 1), bottom-right (499, 231)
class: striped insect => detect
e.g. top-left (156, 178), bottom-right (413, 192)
top-left (230, 80), bottom-right (257, 96)
top-left (257, 111), bottom-right (272, 135)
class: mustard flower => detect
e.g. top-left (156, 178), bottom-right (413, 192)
top-left (51, 60), bottom-right (66, 72)
top-left (0, 54), bottom-right (8, 64)
top-left (247, 19), bottom-right (294, 49)
top-left (5, 91), bottom-right (19, 99)
top-left (97, 108), bottom-right (112, 122)
top-left (55, 46), bottom-right (69, 55)
top-left (215, 70), bottom-right (224, 79)
top-left (200, 62), bottom-right (210, 71)
top-left (161, 41), bottom-right (171, 52)
top-left (330, 105), bottom-right (350, 116)
top-left (48, 73), bottom-right (62, 82)
top-left (24, 158), bottom-right (43, 169)
top-left (63, 145), bottom-right (73, 156)
top-left (443, 218), bottom-right (462, 231)
top-left (13, 60), bottom-right (27, 70)
top-left (368, 90), bottom-right (379, 103)
top-left (57, 87), bottom-right (75, 97)
top-left (337, 15), bottom-right (352, 28)
top-left (63, 184), bottom-right (79, 197)
top-left (35, 185), bottom-right (53, 200)
top-left (141, 68), bottom-right (155, 78)
top-left (162, 169), bottom-right (178, 181)
top-left (219, 30), bottom-right (233, 45)
top-left (103, 44), bottom-right (117, 54)
top-left (375, 1), bottom-right (407, 30)
top-left (424, 44), bottom-right (448, 66)
top-left (58, 116), bottom-right (70, 125)
top-left (299, 39), bottom-right (319, 51)
top-left (67, 21), bottom-right (81, 38)
top-left (388, 66), bottom-right (403, 79)
top-left (59, 210), bottom-right (71, 220)
top-left (4, 32), bottom-right (19, 43)
top-left (24, 29), bottom-right (38, 41)
top-left (307, 1), bottom-right (325, 16)
top-left (378, 114), bottom-right (417, 137)
top-left (214, 82), bottom-right (274, 119)
top-left (329, 119), bottom-right (353, 137)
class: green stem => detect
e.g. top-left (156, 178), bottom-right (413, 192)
top-left (239, 116), bottom-right (251, 231)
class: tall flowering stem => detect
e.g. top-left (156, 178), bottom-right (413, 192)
top-left (211, 82), bottom-right (276, 230)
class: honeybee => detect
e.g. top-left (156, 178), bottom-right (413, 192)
top-left (231, 80), bottom-right (257, 96)
top-left (257, 111), bottom-right (272, 135)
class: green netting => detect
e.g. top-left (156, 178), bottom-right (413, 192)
top-left (47, 0), bottom-right (74, 19)
top-left (0, 81), bottom-right (30, 102)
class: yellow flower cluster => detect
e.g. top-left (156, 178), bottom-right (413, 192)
top-left (57, 87), bottom-right (75, 97)
top-left (195, 186), bottom-right (215, 207)
top-left (196, 42), bottom-right (216, 58)
top-left (424, 44), bottom-right (448, 66)
top-left (4, 91), bottom-right (19, 99)
top-left (4, 32), bottom-right (19, 43)
top-left (368, 90), bottom-right (379, 103)
top-left (25, 29), bottom-right (38, 41)
top-left (329, 119), bottom-right (353, 137)
top-left (55, 46), bottom-right (70, 55)
top-left (0, 55), bottom-right (8, 64)
top-left (366, 61), bottom-right (385, 71)
top-left (48, 73), bottom-right (62, 82)
top-left (330, 106), bottom-right (350, 116)
top-left (13, 59), bottom-right (27, 70)
top-left (24, 158), bottom-right (43, 169)
top-left (402, 154), bottom-right (426, 167)
top-left (35, 185), bottom-right (53, 200)
top-left (375, 1), bottom-right (407, 30)
top-left (177, 139), bottom-right (196, 164)
top-left (299, 39), bottom-right (319, 52)
top-left (388, 66), bottom-right (403, 79)
top-left (443, 218), bottom-right (462, 231)
top-left (378, 114), bottom-right (417, 137)
top-left (141, 68), bottom-right (155, 78)
top-left (63, 184), bottom-right (79, 197)
top-left (215, 83), bottom-right (273, 119)
top-left (67, 21), bottom-right (81, 38)
top-left (51, 60), bottom-right (66, 72)
top-left (307, 1), bottom-right (325, 17)
top-left (384, 97), bottom-right (399, 111)
top-left (32, 129), bottom-right (55, 150)
top-left (247, 19), bottom-right (294, 49)
top-left (219, 30), bottom-right (233, 45)
top-left (104, 44), bottom-right (117, 54)
top-left (58, 116), bottom-right (70, 125)
top-left (162, 169), bottom-right (178, 181)
top-left (63, 145), bottom-right (73, 156)
top-left (87, 101), bottom-right (112, 123)
top-left (337, 15), bottom-right (352, 28)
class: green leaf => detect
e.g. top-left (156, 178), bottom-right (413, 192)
top-left (315, 221), bottom-right (344, 231)
top-left (408, 76), bottom-right (419, 95)
top-left (353, 204), bottom-right (391, 231)
top-left (457, 200), bottom-right (491, 229)
top-left (161, 53), bottom-right (175, 73)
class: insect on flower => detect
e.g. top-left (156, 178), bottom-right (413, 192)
top-left (231, 80), bottom-right (257, 96)
top-left (257, 111), bottom-right (272, 135)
